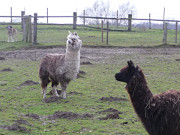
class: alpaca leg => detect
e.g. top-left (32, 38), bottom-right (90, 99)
top-left (40, 78), bottom-right (50, 99)
top-left (8, 36), bottom-right (10, 42)
top-left (11, 36), bottom-right (14, 42)
top-left (52, 81), bottom-right (59, 97)
top-left (61, 89), bottom-right (67, 99)
top-left (60, 82), bottom-right (68, 99)
top-left (14, 33), bottom-right (17, 42)
top-left (52, 86), bottom-right (59, 97)
top-left (42, 88), bottom-right (47, 99)
top-left (15, 35), bottom-right (17, 42)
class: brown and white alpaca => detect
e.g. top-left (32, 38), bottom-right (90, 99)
top-left (115, 60), bottom-right (180, 135)
top-left (6, 26), bottom-right (17, 42)
top-left (39, 31), bottom-right (82, 99)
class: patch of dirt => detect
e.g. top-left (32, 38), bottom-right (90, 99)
top-left (0, 124), bottom-right (30, 133)
top-left (1, 68), bottom-right (13, 72)
top-left (14, 119), bottom-right (32, 126)
top-left (77, 70), bottom-right (86, 78)
top-left (0, 81), bottom-right (8, 86)
top-left (97, 108), bottom-right (123, 114)
top-left (8, 124), bottom-right (30, 133)
top-left (80, 61), bottom-right (93, 65)
top-left (0, 57), bottom-right (6, 60)
top-left (48, 111), bottom-right (93, 120)
top-left (47, 90), bottom-right (83, 96)
top-left (24, 113), bottom-right (40, 120)
top-left (47, 90), bottom-right (62, 95)
top-left (99, 96), bottom-right (128, 102)
top-left (45, 91), bottom-right (83, 103)
top-left (77, 75), bottom-right (85, 79)
top-left (121, 122), bottom-right (128, 125)
top-left (20, 80), bottom-right (39, 86)
top-left (0, 46), bottom-right (180, 65)
top-left (68, 91), bottom-right (83, 95)
top-left (43, 96), bottom-right (62, 103)
top-left (79, 70), bottom-right (86, 75)
top-left (99, 113), bottom-right (120, 120)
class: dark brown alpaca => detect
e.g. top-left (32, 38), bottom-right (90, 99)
top-left (115, 60), bottom-right (180, 135)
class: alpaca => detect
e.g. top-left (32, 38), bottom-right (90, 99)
top-left (39, 31), bottom-right (82, 99)
top-left (115, 60), bottom-right (180, 135)
top-left (6, 26), bottom-right (17, 42)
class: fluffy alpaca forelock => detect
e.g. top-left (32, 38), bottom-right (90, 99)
top-left (66, 31), bottom-right (81, 51)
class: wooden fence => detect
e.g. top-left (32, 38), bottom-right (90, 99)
top-left (0, 11), bottom-right (180, 45)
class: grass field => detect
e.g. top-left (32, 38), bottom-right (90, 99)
top-left (0, 46), bottom-right (180, 134)
top-left (0, 24), bottom-right (180, 50)
top-left (0, 24), bottom-right (180, 134)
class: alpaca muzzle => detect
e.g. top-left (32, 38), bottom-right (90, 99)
top-left (68, 40), bottom-right (76, 46)
top-left (115, 73), bottom-right (120, 81)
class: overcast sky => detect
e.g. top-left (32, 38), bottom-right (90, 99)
top-left (1, 0), bottom-right (180, 20)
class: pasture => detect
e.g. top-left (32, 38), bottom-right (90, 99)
top-left (0, 25), bottom-right (180, 134)
top-left (0, 24), bottom-right (180, 50)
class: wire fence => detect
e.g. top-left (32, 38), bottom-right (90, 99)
top-left (0, 11), bottom-right (180, 47)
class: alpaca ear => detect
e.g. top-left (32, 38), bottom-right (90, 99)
top-left (74, 32), bottom-right (78, 36)
top-left (128, 60), bottom-right (136, 74)
top-left (136, 66), bottom-right (141, 72)
top-left (68, 31), bottom-right (72, 35)
top-left (74, 32), bottom-right (79, 38)
top-left (128, 60), bottom-right (135, 68)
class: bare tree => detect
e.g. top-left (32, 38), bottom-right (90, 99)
top-left (118, 2), bottom-right (136, 25)
top-left (82, 0), bottom-right (136, 25)
top-left (83, 0), bottom-right (111, 25)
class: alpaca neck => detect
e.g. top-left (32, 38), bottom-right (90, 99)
top-left (126, 73), bottom-right (153, 121)
top-left (66, 50), bottom-right (80, 60)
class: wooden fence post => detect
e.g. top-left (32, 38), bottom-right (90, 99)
top-left (175, 22), bottom-right (178, 43)
top-left (128, 14), bottom-right (132, 31)
top-left (47, 8), bottom-right (49, 24)
top-left (28, 15), bottom-right (32, 43)
top-left (116, 10), bottom-right (118, 27)
top-left (163, 23), bottom-right (168, 45)
top-left (106, 21), bottom-right (109, 45)
top-left (163, 7), bottom-right (165, 30)
top-left (21, 11), bottom-right (25, 30)
top-left (83, 10), bottom-right (85, 26)
top-left (23, 16), bottom-right (27, 41)
top-left (23, 15), bottom-right (32, 42)
top-left (101, 20), bottom-right (104, 43)
top-left (73, 12), bottom-right (77, 29)
top-left (10, 7), bottom-right (13, 23)
top-left (149, 13), bottom-right (151, 29)
top-left (33, 13), bottom-right (37, 44)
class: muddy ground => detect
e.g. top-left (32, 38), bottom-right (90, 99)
top-left (0, 46), bottom-right (180, 64)
top-left (0, 46), bottom-right (180, 133)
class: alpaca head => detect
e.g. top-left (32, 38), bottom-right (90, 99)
top-left (6, 26), bottom-right (13, 30)
top-left (115, 60), bottom-right (139, 83)
top-left (66, 31), bottom-right (82, 52)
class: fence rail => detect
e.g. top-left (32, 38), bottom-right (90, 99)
top-left (1, 14), bottom-right (180, 31)
top-left (1, 16), bottom-right (180, 24)
top-left (0, 12), bottom-right (180, 45)
top-left (1, 15), bottom-right (180, 22)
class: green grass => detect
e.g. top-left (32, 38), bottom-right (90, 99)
top-left (0, 23), bottom-right (180, 134)
top-left (0, 24), bottom-right (180, 51)
top-left (0, 48), bottom-right (179, 134)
